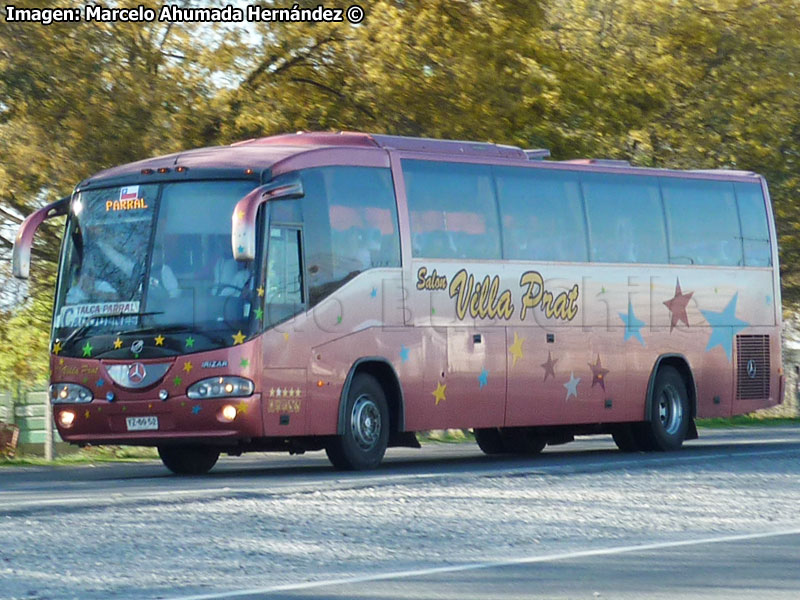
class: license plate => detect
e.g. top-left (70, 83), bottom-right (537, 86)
top-left (126, 416), bottom-right (159, 431)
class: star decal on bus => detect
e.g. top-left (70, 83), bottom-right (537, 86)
top-left (509, 332), bottom-right (525, 368)
top-left (236, 401), bottom-right (248, 415)
top-left (478, 368), bottom-right (489, 389)
top-left (192, 405), bottom-right (202, 414)
top-left (53, 341), bottom-right (61, 355)
top-left (257, 286), bottom-right (265, 297)
top-left (113, 337), bottom-right (123, 349)
top-left (183, 361), bottom-right (193, 374)
top-left (563, 372), bottom-right (580, 400)
top-left (240, 358), bottom-right (250, 368)
top-left (432, 382), bottom-right (447, 405)
top-left (400, 345), bottom-right (410, 363)
top-left (589, 355), bottom-right (609, 391)
top-left (82, 341), bottom-right (93, 357)
top-left (254, 307), bottom-right (264, 320)
top-left (173, 375), bottom-right (182, 387)
top-left (619, 301), bottom-right (645, 346)
top-left (185, 336), bottom-right (195, 348)
top-left (232, 330), bottom-right (246, 345)
top-left (541, 351), bottom-right (558, 381)
top-left (663, 279), bottom-right (693, 331)
top-left (154, 334), bottom-right (165, 346)
top-left (370, 287), bottom-right (378, 298)
top-left (700, 292), bottom-right (749, 362)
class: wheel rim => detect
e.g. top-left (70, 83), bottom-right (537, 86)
top-left (351, 394), bottom-right (381, 450)
top-left (658, 384), bottom-right (684, 436)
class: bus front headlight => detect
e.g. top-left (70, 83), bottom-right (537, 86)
top-left (49, 383), bottom-right (93, 404)
top-left (187, 377), bottom-right (254, 399)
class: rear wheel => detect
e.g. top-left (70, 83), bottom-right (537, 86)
top-left (636, 366), bottom-right (690, 451)
top-left (474, 428), bottom-right (506, 455)
top-left (326, 373), bottom-right (389, 470)
top-left (500, 427), bottom-right (547, 455)
top-left (158, 445), bottom-right (219, 475)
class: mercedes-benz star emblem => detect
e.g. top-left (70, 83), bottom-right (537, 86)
top-left (128, 362), bottom-right (147, 384)
top-left (131, 339), bottom-right (144, 354)
top-left (746, 359), bottom-right (757, 379)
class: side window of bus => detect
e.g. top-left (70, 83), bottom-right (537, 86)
top-left (661, 178), bottom-right (742, 266)
top-left (264, 227), bottom-right (303, 326)
top-left (403, 160), bottom-right (501, 260)
top-left (582, 173), bottom-right (668, 264)
top-left (300, 166), bottom-right (401, 307)
top-left (494, 166), bottom-right (588, 262)
top-left (735, 182), bottom-right (771, 267)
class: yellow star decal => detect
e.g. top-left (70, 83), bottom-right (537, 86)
top-left (236, 401), bottom-right (248, 415)
top-left (59, 358), bottom-right (64, 366)
top-left (183, 361), bottom-right (193, 374)
top-left (432, 382), bottom-right (447, 406)
top-left (237, 209), bottom-right (245, 221)
top-left (154, 334), bottom-right (165, 346)
top-left (113, 337), bottom-right (123, 349)
top-left (509, 332), bottom-right (525, 368)
top-left (52, 341), bottom-right (62, 355)
top-left (232, 330), bottom-right (246, 345)
top-left (257, 286), bottom-right (265, 297)
top-left (84, 410), bottom-right (90, 419)
top-left (269, 387), bottom-right (275, 397)
top-left (283, 332), bottom-right (290, 342)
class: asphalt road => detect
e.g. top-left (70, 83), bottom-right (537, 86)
top-left (2, 427), bottom-right (800, 599)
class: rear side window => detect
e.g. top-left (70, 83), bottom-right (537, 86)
top-left (735, 182), bottom-right (771, 266)
top-left (299, 166), bottom-right (400, 307)
top-left (661, 178), bottom-right (742, 266)
top-left (403, 159), bottom-right (501, 260)
top-left (582, 173), bottom-right (668, 264)
top-left (494, 166), bottom-right (588, 262)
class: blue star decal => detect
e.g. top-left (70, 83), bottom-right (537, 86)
top-left (619, 300), bottom-right (645, 346)
top-left (192, 405), bottom-right (202, 415)
top-left (478, 368), bottom-right (489, 389)
top-left (700, 292), bottom-right (749, 362)
top-left (400, 345), bottom-right (410, 363)
top-left (96, 378), bottom-right (105, 388)
top-left (370, 287), bottom-right (378, 298)
top-left (237, 245), bottom-right (245, 254)
top-left (766, 294), bottom-right (772, 306)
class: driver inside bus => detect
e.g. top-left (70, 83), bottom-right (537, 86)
top-left (149, 242), bottom-right (180, 298)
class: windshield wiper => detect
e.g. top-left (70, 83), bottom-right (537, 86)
top-left (113, 324), bottom-right (228, 346)
top-left (59, 311), bottom-right (164, 348)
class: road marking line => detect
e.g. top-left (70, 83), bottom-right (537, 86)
top-left (168, 527), bottom-right (800, 600)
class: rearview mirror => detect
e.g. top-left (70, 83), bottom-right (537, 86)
top-left (12, 196), bottom-right (70, 279)
top-left (231, 175), bottom-right (303, 261)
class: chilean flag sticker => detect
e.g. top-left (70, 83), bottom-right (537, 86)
top-left (119, 185), bottom-right (139, 201)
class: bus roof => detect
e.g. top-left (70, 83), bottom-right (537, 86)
top-left (78, 131), bottom-right (763, 189)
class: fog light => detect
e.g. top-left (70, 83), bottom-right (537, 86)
top-left (221, 404), bottom-right (237, 422)
top-left (59, 410), bottom-right (76, 428)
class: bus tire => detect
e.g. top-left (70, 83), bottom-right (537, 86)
top-left (638, 366), bottom-right (690, 451)
top-left (158, 445), bottom-right (219, 475)
top-left (611, 424), bottom-right (641, 452)
top-left (500, 427), bottom-right (546, 455)
top-left (474, 428), bottom-right (506, 455)
top-left (326, 373), bottom-right (389, 470)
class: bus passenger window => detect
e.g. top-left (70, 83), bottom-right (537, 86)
top-left (582, 173), bottom-right (667, 264)
top-left (403, 160), bottom-right (501, 260)
top-left (264, 227), bottom-right (303, 325)
top-left (661, 178), bottom-right (742, 266)
top-left (735, 182), bottom-right (771, 267)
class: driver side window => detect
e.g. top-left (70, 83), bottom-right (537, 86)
top-left (263, 226), bottom-right (304, 325)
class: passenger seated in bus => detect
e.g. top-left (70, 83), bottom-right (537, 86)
top-left (212, 257), bottom-right (250, 295)
top-left (149, 243), bottom-right (180, 299)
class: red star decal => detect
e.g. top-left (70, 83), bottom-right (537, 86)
top-left (663, 279), bottom-right (693, 332)
top-left (541, 351), bottom-right (558, 382)
top-left (588, 355), bottom-right (610, 391)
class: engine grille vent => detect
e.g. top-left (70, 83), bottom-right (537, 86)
top-left (736, 335), bottom-right (770, 400)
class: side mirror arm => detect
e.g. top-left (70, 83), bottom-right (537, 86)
top-left (231, 176), bottom-right (303, 261)
top-left (12, 196), bottom-right (70, 279)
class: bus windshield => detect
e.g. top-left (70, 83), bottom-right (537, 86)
top-left (53, 180), bottom-right (258, 357)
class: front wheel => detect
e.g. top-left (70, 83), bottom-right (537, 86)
top-left (474, 428), bottom-right (506, 455)
top-left (326, 373), bottom-right (389, 470)
top-left (636, 366), bottom-right (691, 451)
top-left (158, 445), bottom-right (220, 475)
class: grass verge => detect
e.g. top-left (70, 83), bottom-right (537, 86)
top-left (0, 445), bottom-right (159, 467)
top-left (696, 415), bottom-right (800, 428)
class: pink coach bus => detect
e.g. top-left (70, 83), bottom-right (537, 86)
top-left (13, 132), bottom-right (783, 473)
